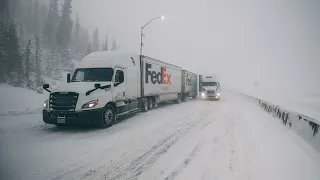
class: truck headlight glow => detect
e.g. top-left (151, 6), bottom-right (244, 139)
top-left (43, 99), bottom-right (49, 109)
top-left (82, 100), bottom-right (99, 109)
top-left (217, 93), bottom-right (220, 96)
top-left (201, 92), bottom-right (205, 97)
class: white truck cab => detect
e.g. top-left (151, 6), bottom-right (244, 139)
top-left (199, 74), bottom-right (220, 100)
top-left (43, 52), bottom-right (142, 128)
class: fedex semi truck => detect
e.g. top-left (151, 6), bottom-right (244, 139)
top-left (199, 74), bottom-right (220, 100)
top-left (42, 51), bottom-right (197, 128)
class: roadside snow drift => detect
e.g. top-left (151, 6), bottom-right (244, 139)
top-left (0, 84), bottom-right (46, 115)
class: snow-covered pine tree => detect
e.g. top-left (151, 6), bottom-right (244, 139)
top-left (0, 0), bottom-right (9, 16)
top-left (104, 34), bottom-right (108, 51)
top-left (111, 38), bottom-right (117, 51)
top-left (46, 44), bottom-right (60, 78)
top-left (34, 36), bottom-right (43, 87)
top-left (56, 0), bottom-right (73, 68)
top-left (86, 43), bottom-right (92, 55)
top-left (0, 14), bottom-right (7, 83)
top-left (52, 46), bottom-right (62, 80)
top-left (6, 20), bottom-right (23, 87)
top-left (26, 4), bottom-right (32, 34)
top-left (56, 0), bottom-right (73, 50)
top-left (33, 0), bottom-right (39, 35)
top-left (39, 3), bottom-right (48, 35)
top-left (72, 12), bottom-right (80, 52)
top-left (24, 40), bottom-right (33, 88)
top-left (44, 0), bottom-right (59, 46)
top-left (92, 27), bottom-right (100, 52)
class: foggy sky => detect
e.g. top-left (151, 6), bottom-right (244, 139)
top-left (71, 0), bottom-right (320, 96)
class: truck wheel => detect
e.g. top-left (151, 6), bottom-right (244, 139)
top-left (175, 94), bottom-right (181, 104)
top-left (154, 97), bottom-right (159, 108)
top-left (142, 99), bottom-right (148, 112)
top-left (99, 105), bottom-right (115, 128)
top-left (148, 99), bottom-right (153, 110)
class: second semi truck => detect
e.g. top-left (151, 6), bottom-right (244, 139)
top-left (42, 51), bottom-right (198, 128)
top-left (199, 74), bottom-right (220, 100)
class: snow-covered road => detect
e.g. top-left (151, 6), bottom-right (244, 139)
top-left (1, 91), bottom-right (320, 180)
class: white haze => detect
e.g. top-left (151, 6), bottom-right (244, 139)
top-left (71, 0), bottom-right (320, 97)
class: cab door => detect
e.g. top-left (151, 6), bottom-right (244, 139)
top-left (113, 68), bottom-right (128, 114)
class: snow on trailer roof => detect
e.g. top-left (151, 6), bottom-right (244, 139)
top-left (142, 55), bottom-right (182, 70)
top-left (77, 51), bottom-right (140, 69)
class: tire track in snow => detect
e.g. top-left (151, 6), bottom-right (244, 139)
top-left (164, 143), bottom-right (201, 180)
top-left (81, 108), bottom-right (214, 180)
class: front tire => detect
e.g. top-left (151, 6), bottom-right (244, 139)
top-left (99, 105), bottom-right (115, 129)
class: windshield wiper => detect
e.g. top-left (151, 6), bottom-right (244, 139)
top-left (86, 84), bottom-right (111, 96)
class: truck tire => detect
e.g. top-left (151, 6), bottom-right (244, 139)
top-left (154, 97), bottom-right (159, 108)
top-left (175, 94), bottom-right (181, 104)
top-left (99, 105), bottom-right (115, 129)
top-left (148, 99), bottom-right (153, 110)
top-left (142, 99), bottom-right (148, 112)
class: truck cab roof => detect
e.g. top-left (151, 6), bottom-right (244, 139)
top-left (200, 74), bottom-right (219, 83)
top-left (76, 51), bottom-right (140, 70)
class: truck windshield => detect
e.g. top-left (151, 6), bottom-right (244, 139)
top-left (202, 82), bottom-right (217, 86)
top-left (71, 68), bottom-right (114, 82)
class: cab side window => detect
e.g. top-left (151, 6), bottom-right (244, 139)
top-left (115, 70), bottom-right (124, 85)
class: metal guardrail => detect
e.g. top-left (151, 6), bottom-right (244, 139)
top-left (244, 94), bottom-right (320, 152)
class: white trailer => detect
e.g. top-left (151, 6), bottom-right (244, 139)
top-left (42, 52), bottom-right (183, 128)
top-left (142, 56), bottom-right (182, 109)
top-left (181, 70), bottom-right (198, 101)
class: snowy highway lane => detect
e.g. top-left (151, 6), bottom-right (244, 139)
top-left (1, 91), bottom-right (320, 180)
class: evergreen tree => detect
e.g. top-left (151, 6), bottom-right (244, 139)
top-left (0, 0), bottom-right (9, 17)
top-left (34, 36), bottom-right (42, 87)
top-left (26, 4), bottom-right (32, 33)
top-left (33, 0), bottom-right (39, 35)
top-left (92, 27), bottom-right (100, 52)
top-left (39, 3), bottom-right (48, 33)
top-left (86, 43), bottom-right (92, 55)
top-left (24, 40), bottom-right (33, 88)
top-left (46, 46), bottom-right (55, 77)
top-left (103, 34), bottom-right (108, 51)
top-left (44, 0), bottom-right (59, 45)
top-left (0, 15), bottom-right (7, 83)
top-left (72, 12), bottom-right (80, 52)
top-left (18, 24), bottom-right (25, 48)
top-left (111, 38), bottom-right (117, 51)
top-left (52, 46), bottom-right (62, 80)
top-left (6, 20), bottom-right (23, 87)
top-left (56, 0), bottom-right (73, 49)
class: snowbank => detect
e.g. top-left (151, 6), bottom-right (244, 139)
top-left (244, 94), bottom-right (320, 152)
top-left (238, 88), bottom-right (320, 121)
top-left (0, 84), bottom-right (47, 115)
top-left (0, 77), bottom-right (63, 116)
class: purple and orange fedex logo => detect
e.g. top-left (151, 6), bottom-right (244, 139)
top-left (145, 63), bottom-right (171, 84)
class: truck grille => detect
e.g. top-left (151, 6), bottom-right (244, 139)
top-left (207, 90), bottom-right (215, 94)
top-left (49, 92), bottom-right (79, 111)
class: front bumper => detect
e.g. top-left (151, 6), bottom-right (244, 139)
top-left (200, 94), bottom-right (220, 100)
top-left (43, 108), bottom-right (103, 126)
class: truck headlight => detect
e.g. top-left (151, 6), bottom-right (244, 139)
top-left (201, 92), bottom-right (205, 97)
top-left (82, 100), bottom-right (99, 109)
top-left (217, 93), bottom-right (220, 96)
top-left (43, 99), bottom-right (49, 109)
